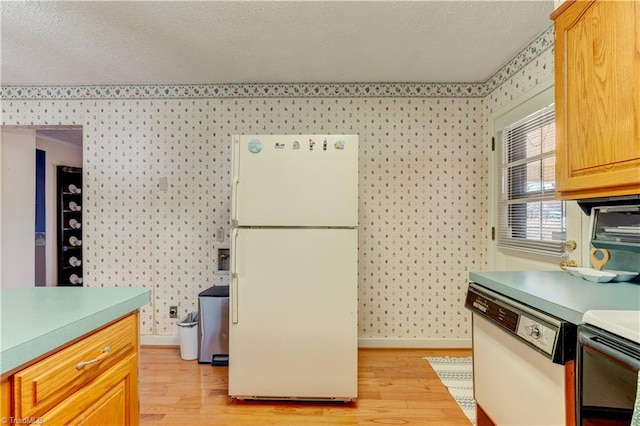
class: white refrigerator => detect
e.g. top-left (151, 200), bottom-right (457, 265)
top-left (229, 134), bottom-right (358, 401)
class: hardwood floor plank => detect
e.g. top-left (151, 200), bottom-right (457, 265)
top-left (139, 347), bottom-right (472, 425)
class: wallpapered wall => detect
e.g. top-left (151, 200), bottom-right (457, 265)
top-left (1, 28), bottom-right (554, 344)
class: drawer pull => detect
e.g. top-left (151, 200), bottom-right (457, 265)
top-left (76, 346), bottom-right (111, 370)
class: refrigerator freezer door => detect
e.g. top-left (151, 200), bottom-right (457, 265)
top-left (232, 135), bottom-right (358, 227)
top-left (229, 228), bottom-right (358, 400)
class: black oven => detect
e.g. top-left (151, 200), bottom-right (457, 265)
top-left (576, 324), bottom-right (640, 425)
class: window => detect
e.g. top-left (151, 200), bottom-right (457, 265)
top-left (496, 103), bottom-right (566, 255)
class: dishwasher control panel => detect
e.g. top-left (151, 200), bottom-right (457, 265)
top-left (465, 288), bottom-right (519, 333)
top-left (465, 282), bottom-right (574, 363)
top-left (516, 316), bottom-right (557, 356)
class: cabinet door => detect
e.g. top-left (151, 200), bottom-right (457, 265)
top-left (554, 0), bottom-right (640, 199)
top-left (72, 379), bottom-right (126, 426)
top-left (40, 354), bottom-right (138, 426)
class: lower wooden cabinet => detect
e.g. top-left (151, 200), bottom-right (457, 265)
top-left (565, 360), bottom-right (576, 426)
top-left (1, 312), bottom-right (139, 425)
top-left (40, 354), bottom-right (137, 425)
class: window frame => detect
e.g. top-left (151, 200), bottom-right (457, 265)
top-left (489, 80), bottom-right (566, 258)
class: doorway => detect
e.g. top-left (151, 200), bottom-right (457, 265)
top-left (0, 126), bottom-right (83, 288)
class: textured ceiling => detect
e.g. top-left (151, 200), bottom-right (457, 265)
top-left (1, 1), bottom-right (555, 86)
top-left (37, 129), bottom-right (83, 148)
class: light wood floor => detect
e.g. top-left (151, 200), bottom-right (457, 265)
top-left (139, 347), bottom-right (473, 425)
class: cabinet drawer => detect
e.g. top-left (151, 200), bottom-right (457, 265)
top-left (13, 314), bottom-right (137, 418)
top-left (40, 354), bottom-right (138, 426)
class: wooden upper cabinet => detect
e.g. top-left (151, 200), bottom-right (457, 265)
top-left (552, 0), bottom-right (640, 200)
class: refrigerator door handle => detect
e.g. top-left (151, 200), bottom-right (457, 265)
top-left (231, 177), bottom-right (239, 224)
top-left (230, 228), bottom-right (239, 324)
top-left (231, 136), bottom-right (240, 223)
top-left (231, 273), bottom-right (238, 324)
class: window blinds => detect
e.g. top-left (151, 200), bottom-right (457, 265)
top-left (496, 104), bottom-right (566, 255)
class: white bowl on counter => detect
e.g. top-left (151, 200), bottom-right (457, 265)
top-left (607, 270), bottom-right (639, 282)
top-left (564, 267), bottom-right (590, 278)
top-left (564, 267), bottom-right (619, 283)
top-left (580, 270), bottom-right (617, 283)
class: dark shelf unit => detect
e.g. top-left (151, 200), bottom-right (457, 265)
top-left (57, 166), bottom-right (83, 286)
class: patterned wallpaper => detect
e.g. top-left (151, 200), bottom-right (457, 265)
top-left (1, 27), bottom-right (554, 343)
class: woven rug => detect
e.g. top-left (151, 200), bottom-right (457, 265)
top-left (425, 356), bottom-right (476, 425)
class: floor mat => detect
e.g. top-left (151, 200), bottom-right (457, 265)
top-left (425, 356), bottom-right (476, 425)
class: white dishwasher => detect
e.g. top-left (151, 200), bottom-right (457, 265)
top-left (466, 283), bottom-right (577, 426)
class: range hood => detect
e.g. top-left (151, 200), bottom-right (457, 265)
top-left (577, 194), bottom-right (640, 215)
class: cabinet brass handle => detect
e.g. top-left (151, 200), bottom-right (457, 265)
top-left (76, 346), bottom-right (111, 370)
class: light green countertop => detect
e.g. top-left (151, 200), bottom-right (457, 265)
top-left (469, 271), bottom-right (640, 324)
top-left (0, 287), bottom-right (150, 375)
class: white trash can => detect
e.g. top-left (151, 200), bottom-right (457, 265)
top-left (177, 312), bottom-right (199, 360)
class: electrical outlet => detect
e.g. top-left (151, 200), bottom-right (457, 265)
top-left (169, 306), bottom-right (178, 319)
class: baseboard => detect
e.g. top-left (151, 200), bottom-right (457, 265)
top-left (140, 334), bottom-right (179, 347)
top-left (140, 334), bottom-right (472, 349)
top-left (357, 337), bottom-right (472, 348)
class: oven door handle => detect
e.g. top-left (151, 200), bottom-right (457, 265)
top-left (579, 330), bottom-right (640, 371)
